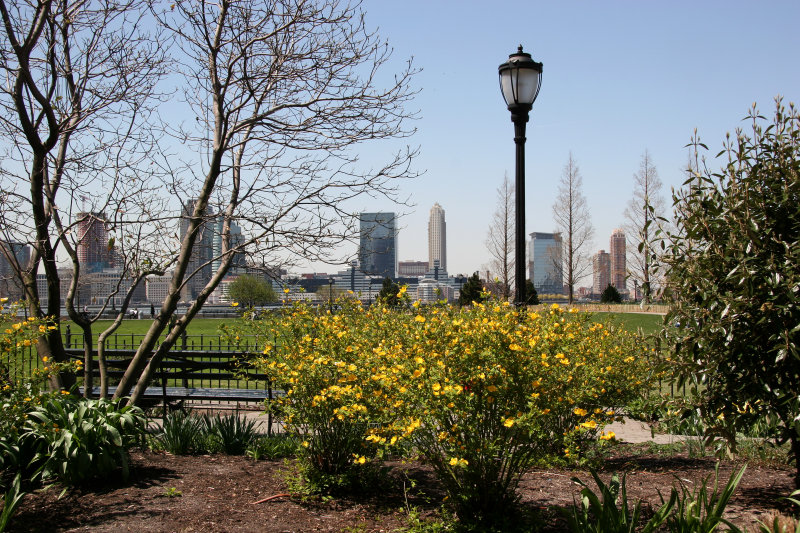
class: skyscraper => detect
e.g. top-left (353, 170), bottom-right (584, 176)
top-left (428, 203), bottom-right (446, 272)
top-left (609, 229), bottom-right (626, 291)
top-left (593, 250), bottom-right (611, 295)
top-left (529, 232), bottom-right (563, 294)
top-left (0, 241), bottom-right (29, 301)
top-left (180, 199), bottom-right (214, 300)
top-left (359, 212), bottom-right (397, 278)
top-left (76, 212), bottom-right (113, 272)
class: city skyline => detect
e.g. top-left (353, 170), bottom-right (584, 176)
top-left (312, 0), bottom-right (800, 278)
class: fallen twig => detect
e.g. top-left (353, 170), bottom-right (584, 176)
top-left (251, 493), bottom-right (291, 505)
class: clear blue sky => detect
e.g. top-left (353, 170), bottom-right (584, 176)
top-left (328, 0), bottom-right (800, 279)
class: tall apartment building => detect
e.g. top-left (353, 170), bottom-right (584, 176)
top-left (593, 250), bottom-right (611, 295)
top-left (76, 212), bottom-right (113, 273)
top-left (529, 232), bottom-right (563, 294)
top-left (0, 241), bottom-right (29, 301)
top-left (428, 203), bottom-right (446, 272)
top-left (359, 212), bottom-right (397, 278)
top-left (609, 229), bottom-right (626, 291)
top-left (180, 199), bottom-right (214, 301)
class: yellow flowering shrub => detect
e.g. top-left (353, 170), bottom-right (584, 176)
top-left (250, 297), bottom-right (651, 517)
top-left (1, 300), bottom-right (78, 440)
top-left (252, 299), bottom-right (393, 490)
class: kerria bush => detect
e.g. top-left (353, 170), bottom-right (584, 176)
top-left (371, 302), bottom-right (651, 525)
top-left (252, 296), bottom-right (652, 520)
top-left (0, 299), bottom-right (82, 476)
top-left (253, 298), bottom-right (395, 491)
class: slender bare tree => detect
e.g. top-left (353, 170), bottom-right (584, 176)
top-left (114, 0), bottom-right (419, 404)
top-left (622, 150), bottom-right (666, 302)
top-left (484, 173), bottom-right (514, 300)
top-left (552, 152), bottom-right (594, 304)
top-left (0, 0), bottom-right (169, 391)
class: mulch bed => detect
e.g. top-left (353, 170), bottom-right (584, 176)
top-left (7, 446), bottom-right (797, 532)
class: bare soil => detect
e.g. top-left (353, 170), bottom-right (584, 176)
top-left (7, 445), bottom-right (797, 532)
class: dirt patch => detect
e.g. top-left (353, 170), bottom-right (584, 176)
top-left (8, 446), bottom-right (797, 532)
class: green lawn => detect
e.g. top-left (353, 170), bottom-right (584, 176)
top-left (61, 310), bottom-right (666, 347)
top-left (595, 312), bottom-right (666, 336)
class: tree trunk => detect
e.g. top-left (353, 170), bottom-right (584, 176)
top-left (81, 324), bottom-right (93, 398)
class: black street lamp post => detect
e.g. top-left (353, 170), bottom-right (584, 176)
top-left (328, 277), bottom-right (334, 312)
top-left (498, 45), bottom-right (543, 306)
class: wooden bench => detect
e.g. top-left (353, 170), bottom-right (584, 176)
top-left (68, 348), bottom-right (284, 432)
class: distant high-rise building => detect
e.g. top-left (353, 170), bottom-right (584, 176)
top-left (359, 212), bottom-right (397, 278)
top-left (529, 232), bottom-right (563, 294)
top-left (609, 229), bottom-right (626, 291)
top-left (0, 241), bottom-right (29, 301)
top-left (180, 199), bottom-right (214, 300)
top-left (211, 216), bottom-right (246, 275)
top-left (428, 203), bottom-right (446, 272)
top-left (76, 212), bottom-right (113, 272)
top-left (593, 250), bottom-right (611, 295)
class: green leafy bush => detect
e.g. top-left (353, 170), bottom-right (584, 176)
top-left (246, 434), bottom-right (301, 461)
top-left (156, 411), bottom-right (206, 455)
top-left (664, 464), bottom-right (746, 533)
top-left (203, 413), bottom-right (258, 455)
top-left (0, 473), bottom-right (24, 533)
top-left (664, 100), bottom-right (800, 484)
top-left (22, 397), bottom-right (146, 485)
top-left (564, 470), bottom-right (675, 533)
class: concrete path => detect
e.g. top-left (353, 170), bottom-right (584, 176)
top-left (151, 405), bottom-right (687, 445)
top-left (606, 417), bottom-right (686, 444)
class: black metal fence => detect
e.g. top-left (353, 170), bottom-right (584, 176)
top-left (3, 334), bottom-right (268, 392)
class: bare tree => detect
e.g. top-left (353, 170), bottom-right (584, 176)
top-left (484, 174), bottom-right (514, 300)
top-left (552, 152), bottom-right (594, 304)
top-left (622, 150), bottom-right (666, 302)
top-left (113, 0), bottom-right (418, 405)
top-left (0, 0), bottom-right (168, 391)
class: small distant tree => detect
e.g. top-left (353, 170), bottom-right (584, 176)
top-left (377, 278), bottom-right (400, 307)
top-left (552, 152), bottom-right (594, 304)
top-left (228, 275), bottom-right (276, 307)
top-left (485, 174), bottom-right (515, 300)
top-left (623, 150), bottom-right (667, 303)
top-left (525, 280), bottom-right (539, 305)
top-left (458, 273), bottom-right (486, 306)
top-left (600, 284), bottom-right (621, 303)
top-left (665, 100), bottom-right (800, 487)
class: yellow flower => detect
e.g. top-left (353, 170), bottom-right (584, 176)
top-left (231, 302), bottom-right (239, 307)
top-left (580, 420), bottom-right (597, 429)
top-left (0, 297), bottom-right (7, 303)
top-left (42, 356), bottom-right (49, 362)
top-left (414, 315), bottom-right (425, 323)
top-left (262, 345), bottom-right (272, 354)
top-left (284, 288), bottom-right (290, 294)
top-left (600, 431), bottom-right (616, 441)
top-left (301, 441), bottom-right (310, 448)
top-left (503, 418), bottom-right (515, 428)
top-left (573, 408), bottom-right (588, 417)
top-left (508, 343), bottom-right (523, 351)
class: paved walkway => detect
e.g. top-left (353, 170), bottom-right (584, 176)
top-left (606, 417), bottom-right (686, 444)
top-left (154, 405), bottom-right (686, 445)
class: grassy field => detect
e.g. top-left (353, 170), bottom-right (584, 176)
top-left (62, 310), bottom-right (666, 343)
top-left (596, 312), bottom-right (665, 336)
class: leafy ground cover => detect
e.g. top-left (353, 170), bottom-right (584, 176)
top-left (6, 443), bottom-right (796, 532)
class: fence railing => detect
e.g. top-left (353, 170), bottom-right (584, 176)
top-left (3, 334), bottom-right (267, 392)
